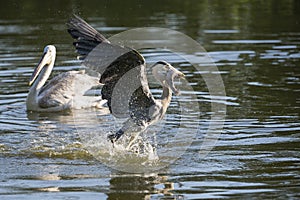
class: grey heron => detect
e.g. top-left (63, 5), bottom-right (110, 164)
top-left (26, 45), bottom-right (106, 112)
top-left (67, 15), bottom-right (184, 146)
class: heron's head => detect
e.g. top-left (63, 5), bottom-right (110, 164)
top-left (152, 61), bottom-right (185, 95)
top-left (29, 45), bottom-right (56, 86)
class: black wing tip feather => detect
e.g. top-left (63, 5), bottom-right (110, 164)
top-left (66, 14), bottom-right (111, 59)
top-left (67, 14), bottom-right (109, 44)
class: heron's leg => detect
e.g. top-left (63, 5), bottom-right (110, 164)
top-left (108, 129), bottom-right (124, 143)
top-left (107, 119), bottom-right (133, 143)
top-left (126, 132), bottom-right (141, 150)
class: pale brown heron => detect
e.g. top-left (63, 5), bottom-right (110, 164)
top-left (26, 45), bottom-right (106, 112)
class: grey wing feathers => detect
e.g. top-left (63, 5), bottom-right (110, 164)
top-left (38, 72), bottom-right (76, 108)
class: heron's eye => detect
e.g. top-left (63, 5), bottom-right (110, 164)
top-left (163, 65), bottom-right (170, 70)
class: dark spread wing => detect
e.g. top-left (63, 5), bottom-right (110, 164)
top-left (67, 14), bottom-right (110, 60)
top-left (67, 15), bottom-right (156, 124)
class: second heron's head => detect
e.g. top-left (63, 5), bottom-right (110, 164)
top-left (152, 61), bottom-right (185, 95)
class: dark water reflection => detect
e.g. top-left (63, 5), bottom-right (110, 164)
top-left (0, 0), bottom-right (300, 199)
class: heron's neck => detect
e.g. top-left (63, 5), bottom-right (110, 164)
top-left (27, 64), bottom-right (53, 105)
top-left (161, 85), bottom-right (172, 106)
top-left (152, 67), bottom-right (173, 107)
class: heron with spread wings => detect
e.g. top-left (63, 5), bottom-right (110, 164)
top-left (67, 15), bottom-right (184, 146)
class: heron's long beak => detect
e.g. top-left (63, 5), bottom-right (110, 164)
top-left (29, 51), bottom-right (51, 86)
top-left (167, 69), bottom-right (185, 96)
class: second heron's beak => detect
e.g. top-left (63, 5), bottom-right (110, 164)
top-left (29, 50), bottom-right (52, 86)
top-left (167, 67), bottom-right (185, 96)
